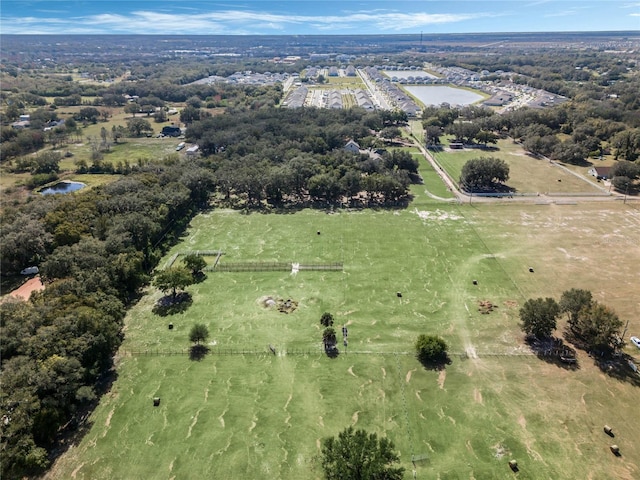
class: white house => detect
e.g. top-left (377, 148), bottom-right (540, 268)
top-left (344, 140), bottom-right (361, 153)
top-left (186, 145), bottom-right (199, 156)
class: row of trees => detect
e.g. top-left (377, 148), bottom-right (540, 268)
top-left (519, 289), bottom-right (624, 352)
top-left (0, 163), bottom-right (214, 479)
top-left (422, 100), bottom-right (640, 169)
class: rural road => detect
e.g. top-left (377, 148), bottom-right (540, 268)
top-left (409, 134), bottom-right (634, 206)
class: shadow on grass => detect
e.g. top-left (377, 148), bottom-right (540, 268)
top-left (193, 272), bottom-right (207, 284)
top-left (324, 345), bottom-right (340, 358)
top-left (418, 355), bottom-right (451, 371)
top-left (594, 352), bottom-right (640, 387)
top-left (47, 367), bottom-right (119, 470)
top-left (152, 292), bottom-right (193, 316)
top-left (189, 344), bottom-right (210, 361)
top-left (525, 336), bottom-right (579, 370)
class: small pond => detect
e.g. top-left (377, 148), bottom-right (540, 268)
top-left (40, 181), bottom-right (86, 195)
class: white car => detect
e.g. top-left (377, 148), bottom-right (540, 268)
top-left (631, 336), bottom-right (640, 349)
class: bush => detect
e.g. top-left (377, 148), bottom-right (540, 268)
top-left (320, 312), bottom-right (334, 327)
top-left (415, 334), bottom-right (448, 364)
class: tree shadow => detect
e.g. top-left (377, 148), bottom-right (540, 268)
top-left (525, 336), bottom-right (579, 370)
top-left (47, 367), bottom-right (119, 467)
top-left (189, 344), bottom-right (210, 361)
top-left (594, 352), bottom-right (640, 387)
top-left (324, 345), bottom-right (340, 358)
top-left (418, 355), bottom-right (451, 371)
top-left (192, 271), bottom-right (207, 284)
top-left (152, 292), bottom-right (192, 316)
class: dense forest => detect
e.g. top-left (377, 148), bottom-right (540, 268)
top-left (186, 107), bottom-right (419, 207)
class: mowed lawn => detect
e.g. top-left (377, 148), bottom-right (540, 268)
top-left (46, 199), bottom-right (640, 480)
top-left (430, 139), bottom-right (605, 195)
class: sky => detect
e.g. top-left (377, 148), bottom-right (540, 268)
top-left (0, 1), bottom-right (638, 35)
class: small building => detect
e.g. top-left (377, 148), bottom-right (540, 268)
top-left (186, 145), bottom-right (199, 156)
top-left (588, 166), bottom-right (612, 180)
top-left (161, 125), bottom-right (182, 137)
top-left (344, 140), bottom-right (361, 153)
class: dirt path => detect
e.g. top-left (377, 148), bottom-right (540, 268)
top-left (7, 276), bottom-right (44, 300)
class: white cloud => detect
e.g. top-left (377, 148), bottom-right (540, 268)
top-left (1, 8), bottom-right (498, 35)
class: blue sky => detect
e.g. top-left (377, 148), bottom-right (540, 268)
top-left (0, 1), bottom-right (638, 35)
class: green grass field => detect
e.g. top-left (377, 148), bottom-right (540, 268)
top-left (46, 190), bottom-right (640, 479)
top-left (431, 140), bottom-right (605, 195)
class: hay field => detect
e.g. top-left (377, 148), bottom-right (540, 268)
top-left (46, 197), bottom-right (640, 480)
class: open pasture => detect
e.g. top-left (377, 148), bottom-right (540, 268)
top-left (431, 139), bottom-right (605, 195)
top-left (47, 200), bottom-right (640, 480)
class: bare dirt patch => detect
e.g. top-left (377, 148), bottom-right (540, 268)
top-left (351, 411), bottom-right (359, 425)
top-left (478, 300), bottom-right (496, 314)
top-left (493, 443), bottom-right (509, 459)
top-left (258, 295), bottom-right (299, 314)
top-left (473, 388), bottom-right (483, 404)
top-left (518, 414), bottom-right (527, 429)
top-left (7, 276), bottom-right (44, 300)
top-left (437, 370), bottom-right (446, 389)
top-left (406, 368), bottom-right (416, 383)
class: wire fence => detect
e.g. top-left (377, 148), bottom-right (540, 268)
top-left (118, 348), bottom-right (544, 358)
top-left (207, 262), bottom-right (343, 272)
top-left (164, 250), bottom-right (225, 269)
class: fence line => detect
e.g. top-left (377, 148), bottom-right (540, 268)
top-left (163, 250), bottom-right (225, 269)
top-left (207, 262), bottom-right (343, 272)
top-left (119, 348), bottom-right (544, 358)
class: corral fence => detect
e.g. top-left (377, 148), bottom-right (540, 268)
top-left (208, 262), bottom-right (343, 272)
top-left (162, 251), bottom-right (342, 273)
top-left (163, 250), bottom-right (225, 269)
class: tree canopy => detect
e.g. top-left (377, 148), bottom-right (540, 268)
top-left (320, 426), bottom-right (404, 480)
top-left (189, 323), bottom-right (209, 345)
top-left (153, 266), bottom-right (194, 301)
top-left (566, 302), bottom-right (623, 351)
top-left (415, 334), bottom-right (448, 365)
top-left (182, 253), bottom-right (207, 275)
top-left (459, 157), bottom-right (510, 192)
top-left (559, 288), bottom-right (593, 327)
top-left (519, 297), bottom-right (560, 339)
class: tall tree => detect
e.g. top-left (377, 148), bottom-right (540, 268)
top-left (182, 253), bottom-right (207, 275)
top-left (320, 312), bottom-right (334, 327)
top-left (519, 297), bottom-right (560, 339)
top-left (569, 302), bottom-right (624, 351)
top-left (153, 266), bottom-right (194, 301)
top-left (415, 334), bottom-right (448, 364)
top-left (126, 118), bottom-right (153, 137)
top-left (189, 323), bottom-right (209, 345)
top-left (320, 427), bottom-right (404, 480)
top-left (459, 157), bottom-right (509, 192)
top-left (559, 288), bottom-right (592, 329)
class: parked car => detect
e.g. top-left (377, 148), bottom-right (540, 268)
top-left (631, 336), bottom-right (640, 349)
top-left (176, 142), bottom-right (185, 151)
